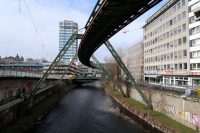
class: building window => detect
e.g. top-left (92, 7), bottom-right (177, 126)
top-left (174, 40), bottom-right (177, 47)
top-left (178, 50), bottom-right (182, 58)
top-left (178, 14), bottom-right (181, 21)
top-left (183, 50), bottom-right (187, 56)
top-left (174, 52), bottom-right (177, 59)
top-left (190, 28), bottom-right (195, 35)
top-left (174, 28), bottom-right (177, 35)
top-left (164, 65), bottom-right (166, 70)
top-left (170, 52), bottom-right (173, 59)
top-left (177, 2), bottom-right (181, 9)
top-left (175, 64), bottom-right (178, 69)
top-left (184, 63), bottom-right (187, 69)
top-left (170, 19), bottom-right (173, 26)
top-left (167, 43), bottom-right (169, 49)
top-left (173, 5), bottom-right (176, 12)
top-left (198, 63), bottom-right (200, 69)
top-left (193, 64), bottom-right (197, 69)
top-left (183, 37), bottom-right (187, 44)
top-left (190, 38), bottom-right (200, 47)
top-left (178, 26), bottom-right (181, 34)
top-left (197, 26), bottom-right (200, 33)
top-left (190, 26), bottom-right (200, 35)
top-left (182, 24), bottom-right (186, 31)
top-left (182, 11), bottom-right (186, 19)
top-left (198, 51), bottom-right (200, 58)
top-left (190, 16), bottom-right (196, 24)
top-left (167, 64), bottom-right (170, 69)
top-left (182, 0), bottom-right (185, 6)
top-left (173, 17), bottom-right (177, 24)
top-left (178, 38), bottom-right (182, 45)
top-left (191, 1), bottom-right (200, 11)
top-left (192, 51), bottom-right (197, 58)
top-left (170, 30), bottom-right (173, 37)
top-left (179, 63), bottom-right (182, 69)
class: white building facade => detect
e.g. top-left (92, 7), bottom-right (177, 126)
top-left (121, 42), bottom-right (144, 83)
top-left (188, 0), bottom-right (200, 86)
top-left (143, 0), bottom-right (191, 87)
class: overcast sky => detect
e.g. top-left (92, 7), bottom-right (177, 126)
top-left (0, 0), bottom-right (168, 62)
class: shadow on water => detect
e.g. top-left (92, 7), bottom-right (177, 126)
top-left (35, 81), bottom-right (148, 133)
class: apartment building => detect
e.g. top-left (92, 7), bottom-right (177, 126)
top-left (143, 0), bottom-right (190, 87)
top-left (121, 42), bottom-right (144, 83)
top-left (189, 0), bottom-right (200, 86)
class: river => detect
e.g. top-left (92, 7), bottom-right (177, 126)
top-left (36, 81), bottom-right (148, 133)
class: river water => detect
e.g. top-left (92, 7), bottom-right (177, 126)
top-left (36, 82), bottom-right (147, 133)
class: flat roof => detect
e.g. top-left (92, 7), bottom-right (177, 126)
top-left (144, 0), bottom-right (179, 27)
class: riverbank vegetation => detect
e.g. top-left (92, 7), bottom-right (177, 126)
top-left (104, 83), bottom-right (196, 133)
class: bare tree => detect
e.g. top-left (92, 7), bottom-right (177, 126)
top-left (103, 54), bottom-right (128, 97)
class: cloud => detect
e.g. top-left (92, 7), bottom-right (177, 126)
top-left (0, 0), bottom-right (168, 62)
top-left (0, 0), bottom-right (94, 60)
top-left (94, 0), bottom-right (169, 62)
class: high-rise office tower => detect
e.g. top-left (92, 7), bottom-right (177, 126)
top-left (59, 20), bottom-right (78, 63)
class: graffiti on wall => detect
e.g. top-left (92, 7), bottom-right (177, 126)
top-left (131, 88), bottom-right (200, 128)
top-left (153, 100), bottom-right (178, 117)
top-left (192, 114), bottom-right (200, 127)
top-left (153, 99), bottom-right (200, 128)
top-left (179, 112), bottom-right (200, 128)
top-left (164, 104), bottom-right (178, 116)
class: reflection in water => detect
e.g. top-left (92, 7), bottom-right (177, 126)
top-left (36, 81), bottom-right (147, 133)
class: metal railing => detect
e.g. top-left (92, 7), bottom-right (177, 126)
top-left (0, 69), bottom-right (64, 79)
top-left (0, 69), bottom-right (42, 78)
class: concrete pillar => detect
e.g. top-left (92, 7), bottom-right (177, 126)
top-left (169, 77), bottom-right (172, 85)
top-left (163, 76), bottom-right (165, 85)
top-left (173, 77), bottom-right (176, 85)
top-left (188, 77), bottom-right (192, 86)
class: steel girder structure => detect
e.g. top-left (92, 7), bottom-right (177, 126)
top-left (92, 56), bottom-right (113, 81)
top-left (105, 41), bottom-right (152, 109)
top-left (29, 32), bottom-right (78, 99)
top-left (78, 0), bottom-right (162, 67)
top-left (60, 54), bottom-right (78, 80)
top-left (92, 56), bottom-right (126, 97)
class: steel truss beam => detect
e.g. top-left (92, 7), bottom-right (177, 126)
top-left (92, 56), bottom-right (112, 81)
top-left (78, 0), bottom-right (162, 67)
top-left (29, 31), bottom-right (78, 99)
top-left (60, 54), bottom-right (78, 80)
top-left (92, 56), bottom-right (126, 97)
top-left (105, 41), bottom-right (153, 109)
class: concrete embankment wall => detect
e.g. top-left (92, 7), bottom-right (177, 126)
top-left (0, 77), bottom-right (56, 104)
top-left (110, 96), bottom-right (164, 133)
top-left (122, 85), bottom-right (200, 130)
top-left (0, 81), bottom-right (73, 128)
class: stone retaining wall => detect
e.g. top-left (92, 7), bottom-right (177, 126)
top-left (125, 85), bottom-right (200, 130)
